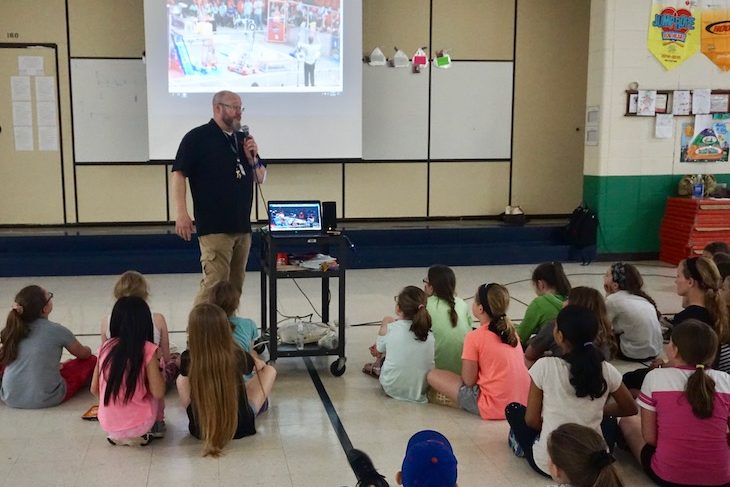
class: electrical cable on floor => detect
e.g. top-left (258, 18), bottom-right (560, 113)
top-left (291, 278), bottom-right (323, 320)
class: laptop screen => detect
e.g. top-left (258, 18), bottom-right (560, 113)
top-left (268, 201), bottom-right (323, 234)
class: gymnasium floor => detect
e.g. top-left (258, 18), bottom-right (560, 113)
top-left (0, 262), bottom-right (676, 486)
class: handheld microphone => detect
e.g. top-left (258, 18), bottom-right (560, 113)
top-left (239, 124), bottom-right (258, 162)
top-left (240, 124), bottom-right (250, 139)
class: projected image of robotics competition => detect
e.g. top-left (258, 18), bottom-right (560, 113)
top-left (166, 0), bottom-right (343, 93)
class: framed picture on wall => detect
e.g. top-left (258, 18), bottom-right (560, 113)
top-left (710, 92), bottom-right (730, 113)
top-left (655, 93), bottom-right (669, 113)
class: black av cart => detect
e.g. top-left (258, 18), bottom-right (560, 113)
top-left (259, 229), bottom-right (347, 376)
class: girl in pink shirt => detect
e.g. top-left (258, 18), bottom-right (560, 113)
top-left (619, 319), bottom-right (730, 487)
top-left (428, 283), bottom-right (530, 419)
top-left (91, 296), bottom-right (166, 446)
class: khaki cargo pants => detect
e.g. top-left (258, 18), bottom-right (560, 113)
top-left (194, 232), bottom-right (252, 305)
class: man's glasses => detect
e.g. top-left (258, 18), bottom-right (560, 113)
top-left (46, 292), bottom-right (54, 304)
top-left (218, 103), bottom-right (244, 113)
top-left (422, 278), bottom-right (429, 285)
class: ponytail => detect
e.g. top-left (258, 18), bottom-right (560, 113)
top-left (488, 315), bottom-right (518, 347)
top-left (397, 286), bottom-right (432, 342)
top-left (477, 283), bottom-right (518, 347)
top-left (427, 265), bottom-right (458, 328)
top-left (0, 285), bottom-right (47, 366)
top-left (557, 306), bottom-right (607, 399)
top-left (671, 320), bottom-right (719, 419)
top-left (447, 296), bottom-right (458, 328)
top-left (686, 364), bottom-right (716, 419)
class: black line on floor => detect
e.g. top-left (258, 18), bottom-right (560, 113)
top-left (304, 356), bottom-right (355, 465)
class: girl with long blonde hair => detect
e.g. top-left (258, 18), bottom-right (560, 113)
top-left (176, 304), bottom-right (276, 457)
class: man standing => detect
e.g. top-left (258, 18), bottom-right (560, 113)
top-left (173, 91), bottom-right (266, 304)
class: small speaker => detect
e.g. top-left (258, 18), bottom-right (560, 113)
top-left (322, 201), bottom-right (337, 231)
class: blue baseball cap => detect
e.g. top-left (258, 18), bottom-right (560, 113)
top-left (401, 430), bottom-right (457, 487)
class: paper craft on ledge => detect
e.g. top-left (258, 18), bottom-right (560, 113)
top-left (367, 47), bottom-right (386, 66)
top-left (390, 47), bottom-right (409, 68)
top-left (412, 47), bottom-right (428, 67)
top-left (434, 49), bottom-right (452, 69)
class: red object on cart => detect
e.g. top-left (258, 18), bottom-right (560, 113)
top-left (659, 197), bottom-right (730, 265)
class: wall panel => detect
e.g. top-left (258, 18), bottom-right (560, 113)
top-left (345, 163), bottom-right (427, 218)
top-left (429, 162), bottom-right (510, 216)
top-left (77, 165), bottom-right (167, 222)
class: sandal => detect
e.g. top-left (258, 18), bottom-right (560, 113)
top-left (362, 357), bottom-right (384, 378)
top-left (362, 362), bottom-right (381, 378)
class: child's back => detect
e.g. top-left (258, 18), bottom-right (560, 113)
top-left (464, 325), bottom-right (530, 419)
top-left (230, 316), bottom-right (258, 352)
top-left (427, 295), bottom-right (471, 375)
top-left (97, 338), bottom-right (161, 439)
top-left (377, 319), bottom-right (434, 403)
top-left (531, 356), bottom-right (622, 473)
top-left (640, 367), bottom-right (730, 485)
top-left (0, 318), bottom-right (75, 408)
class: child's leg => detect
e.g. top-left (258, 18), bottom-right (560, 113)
top-left (246, 364), bottom-right (277, 413)
top-left (505, 402), bottom-right (549, 477)
top-left (618, 414), bottom-right (646, 461)
top-left (60, 355), bottom-right (98, 402)
top-left (426, 369), bottom-right (462, 402)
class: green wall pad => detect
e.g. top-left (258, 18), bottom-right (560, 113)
top-left (583, 174), bottom-right (730, 254)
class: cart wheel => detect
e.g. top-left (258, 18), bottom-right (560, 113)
top-left (330, 357), bottom-right (346, 377)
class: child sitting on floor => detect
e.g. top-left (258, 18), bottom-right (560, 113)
top-left (372, 286), bottom-right (434, 403)
top-left (427, 282), bottom-right (529, 419)
top-left (506, 305), bottom-right (637, 478)
top-left (619, 319), bottom-right (730, 487)
top-left (0, 285), bottom-right (96, 409)
top-left (92, 296), bottom-right (166, 445)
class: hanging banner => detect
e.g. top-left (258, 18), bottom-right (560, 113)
top-left (648, 1), bottom-right (700, 70)
top-left (701, 1), bottom-right (730, 71)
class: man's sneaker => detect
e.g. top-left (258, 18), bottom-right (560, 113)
top-left (150, 420), bottom-right (166, 438)
top-left (107, 434), bottom-right (152, 447)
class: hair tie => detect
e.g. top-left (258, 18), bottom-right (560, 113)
top-left (611, 262), bottom-right (627, 287)
top-left (696, 364), bottom-right (705, 370)
top-left (589, 450), bottom-right (615, 469)
top-left (418, 304), bottom-right (425, 310)
top-left (11, 302), bottom-right (23, 314)
top-left (583, 341), bottom-right (593, 347)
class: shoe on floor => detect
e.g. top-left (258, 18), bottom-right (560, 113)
top-left (107, 434), bottom-right (152, 447)
top-left (150, 420), bottom-right (166, 438)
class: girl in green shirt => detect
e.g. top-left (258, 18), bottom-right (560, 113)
top-left (517, 262), bottom-right (571, 346)
top-left (424, 265), bottom-right (472, 375)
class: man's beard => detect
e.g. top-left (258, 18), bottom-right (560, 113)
top-left (223, 114), bottom-right (241, 132)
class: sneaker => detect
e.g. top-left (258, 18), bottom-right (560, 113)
top-left (150, 420), bottom-right (166, 438)
top-left (508, 428), bottom-right (525, 458)
top-left (107, 434), bottom-right (152, 447)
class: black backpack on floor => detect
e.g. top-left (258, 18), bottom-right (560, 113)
top-left (566, 205), bottom-right (598, 247)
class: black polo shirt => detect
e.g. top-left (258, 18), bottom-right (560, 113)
top-left (173, 119), bottom-right (257, 236)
